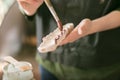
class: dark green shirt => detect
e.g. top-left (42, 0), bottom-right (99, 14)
top-left (35, 0), bottom-right (120, 80)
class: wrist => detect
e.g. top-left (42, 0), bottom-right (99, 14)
top-left (18, 4), bottom-right (35, 16)
top-left (23, 9), bottom-right (37, 16)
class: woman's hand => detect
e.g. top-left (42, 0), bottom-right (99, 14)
top-left (17, 0), bottom-right (43, 16)
top-left (60, 19), bottom-right (92, 45)
top-left (60, 11), bottom-right (120, 46)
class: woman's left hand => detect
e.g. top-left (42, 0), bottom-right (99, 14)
top-left (60, 18), bottom-right (92, 45)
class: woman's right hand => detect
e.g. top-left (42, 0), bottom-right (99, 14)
top-left (17, 0), bottom-right (43, 16)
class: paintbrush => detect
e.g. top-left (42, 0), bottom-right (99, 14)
top-left (44, 0), bottom-right (63, 31)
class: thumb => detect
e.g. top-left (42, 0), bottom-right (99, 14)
top-left (78, 18), bottom-right (92, 35)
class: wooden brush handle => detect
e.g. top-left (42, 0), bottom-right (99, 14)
top-left (44, 0), bottom-right (63, 30)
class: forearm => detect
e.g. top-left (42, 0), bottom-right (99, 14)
top-left (59, 10), bottom-right (120, 45)
top-left (89, 10), bottom-right (120, 34)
